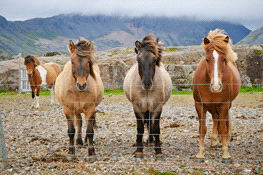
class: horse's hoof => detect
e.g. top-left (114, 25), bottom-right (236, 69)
top-left (210, 145), bottom-right (221, 148)
top-left (76, 138), bottom-right (84, 146)
top-left (155, 154), bottom-right (164, 161)
top-left (196, 154), bottom-right (205, 159)
top-left (88, 156), bottom-right (97, 162)
top-left (134, 152), bottom-right (143, 159)
top-left (148, 143), bottom-right (155, 147)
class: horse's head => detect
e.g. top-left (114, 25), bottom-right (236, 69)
top-left (203, 36), bottom-right (230, 93)
top-left (68, 37), bottom-right (95, 92)
top-left (135, 35), bottom-right (162, 90)
top-left (24, 55), bottom-right (40, 78)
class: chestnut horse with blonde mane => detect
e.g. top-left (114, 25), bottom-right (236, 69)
top-left (123, 35), bottom-right (172, 159)
top-left (193, 29), bottom-right (241, 159)
top-left (55, 37), bottom-right (103, 159)
top-left (24, 55), bottom-right (61, 108)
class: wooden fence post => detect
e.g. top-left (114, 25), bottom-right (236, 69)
top-left (0, 113), bottom-right (9, 171)
top-left (18, 53), bottom-right (22, 93)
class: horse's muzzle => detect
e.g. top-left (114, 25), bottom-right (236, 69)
top-left (28, 73), bottom-right (33, 78)
top-left (76, 82), bottom-right (87, 91)
top-left (210, 83), bottom-right (222, 93)
top-left (142, 81), bottom-right (153, 90)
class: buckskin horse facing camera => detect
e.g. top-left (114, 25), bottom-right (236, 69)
top-left (123, 35), bottom-right (172, 160)
top-left (55, 37), bottom-right (103, 160)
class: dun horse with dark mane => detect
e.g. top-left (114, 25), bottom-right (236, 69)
top-left (55, 38), bottom-right (103, 159)
top-left (123, 35), bottom-right (172, 159)
top-left (193, 29), bottom-right (241, 159)
top-left (24, 55), bottom-right (61, 108)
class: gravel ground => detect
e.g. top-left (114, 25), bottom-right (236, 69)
top-left (0, 92), bottom-right (262, 174)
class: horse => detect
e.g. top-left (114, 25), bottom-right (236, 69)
top-left (55, 37), bottom-right (104, 159)
top-left (24, 55), bottom-right (61, 108)
top-left (192, 29), bottom-right (241, 159)
top-left (123, 35), bottom-right (172, 159)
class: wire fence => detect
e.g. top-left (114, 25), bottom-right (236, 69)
top-left (0, 82), bottom-right (262, 174)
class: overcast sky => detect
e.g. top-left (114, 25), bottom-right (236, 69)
top-left (0, 0), bottom-right (263, 31)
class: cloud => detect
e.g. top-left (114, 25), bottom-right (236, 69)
top-left (1, 0), bottom-right (262, 30)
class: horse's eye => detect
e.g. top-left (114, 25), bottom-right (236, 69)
top-left (223, 58), bottom-right (226, 62)
top-left (206, 59), bottom-right (209, 62)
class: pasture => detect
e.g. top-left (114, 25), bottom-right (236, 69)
top-left (0, 89), bottom-right (262, 174)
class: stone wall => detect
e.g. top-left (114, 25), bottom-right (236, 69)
top-left (0, 45), bottom-right (262, 91)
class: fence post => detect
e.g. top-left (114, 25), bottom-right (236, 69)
top-left (18, 53), bottom-right (22, 94)
top-left (0, 113), bottom-right (9, 171)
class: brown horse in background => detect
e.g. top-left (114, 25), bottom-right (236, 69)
top-left (55, 37), bottom-right (103, 159)
top-left (192, 29), bottom-right (241, 159)
top-left (24, 55), bottom-right (61, 108)
top-left (123, 35), bottom-right (172, 159)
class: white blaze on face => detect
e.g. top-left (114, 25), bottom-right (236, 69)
top-left (213, 50), bottom-right (219, 86)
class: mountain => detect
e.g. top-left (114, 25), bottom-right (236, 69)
top-left (237, 26), bottom-right (263, 45)
top-left (0, 14), bottom-right (251, 55)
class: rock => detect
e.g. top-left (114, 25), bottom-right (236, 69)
top-left (49, 164), bottom-right (57, 169)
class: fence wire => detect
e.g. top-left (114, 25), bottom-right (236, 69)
top-left (0, 82), bottom-right (262, 174)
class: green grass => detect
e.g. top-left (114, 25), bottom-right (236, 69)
top-left (0, 86), bottom-right (262, 97)
top-left (240, 86), bottom-right (263, 92)
top-left (164, 61), bottom-right (175, 64)
top-left (164, 47), bottom-right (178, 52)
top-left (254, 50), bottom-right (262, 55)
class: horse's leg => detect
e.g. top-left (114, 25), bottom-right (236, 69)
top-left (227, 112), bottom-right (233, 142)
top-left (31, 86), bottom-right (36, 108)
top-left (151, 110), bottom-right (163, 159)
top-left (218, 107), bottom-right (231, 159)
top-left (211, 113), bottom-right (219, 148)
top-left (35, 85), bottom-right (40, 108)
top-left (145, 111), bottom-right (154, 146)
top-left (64, 110), bottom-right (75, 155)
top-left (50, 85), bottom-right (55, 104)
top-left (84, 106), bottom-right (96, 158)
top-left (195, 103), bottom-right (207, 159)
top-left (75, 113), bottom-right (83, 146)
top-left (134, 111), bottom-right (144, 158)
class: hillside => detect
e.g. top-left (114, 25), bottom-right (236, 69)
top-left (0, 14), bottom-right (251, 55)
top-left (238, 26), bottom-right (263, 45)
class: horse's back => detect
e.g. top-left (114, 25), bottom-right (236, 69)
top-left (42, 63), bottom-right (61, 86)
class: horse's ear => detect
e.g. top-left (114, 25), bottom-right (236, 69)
top-left (203, 37), bottom-right (210, 45)
top-left (224, 36), bottom-right (229, 43)
top-left (68, 40), bottom-right (76, 54)
top-left (135, 41), bottom-right (142, 50)
top-left (156, 38), bottom-right (159, 44)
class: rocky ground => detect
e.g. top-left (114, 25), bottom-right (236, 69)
top-left (0, 92), bottom-right (263, 174)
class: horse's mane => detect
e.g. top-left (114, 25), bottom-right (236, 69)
top-left (75, 37), bottom-right (95, 62)
top-left (202, 29), bottom-right (237, 62)
top-left (141, 34), bottom-right (164, 66)
top-left (24, 55), bottom-right (41, 66)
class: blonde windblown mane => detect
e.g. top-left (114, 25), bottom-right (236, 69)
top-left (202, 29), bottom-right (237, 62)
